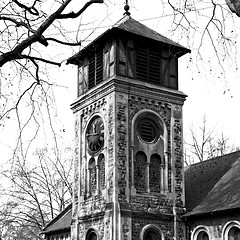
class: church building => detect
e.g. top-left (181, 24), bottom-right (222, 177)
top-left (41, 6), bottom-right (240, 240)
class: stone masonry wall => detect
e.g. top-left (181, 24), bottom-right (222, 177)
top-left (132, 216), bottom-right (174, 240)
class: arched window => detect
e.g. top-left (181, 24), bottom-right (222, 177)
top-left (196, 231), bottom-right (209, 240)
top-left (149, 154), bottom-right (161, 193)
top-left (144, 229), bottom-right (161, 240)
top-left (223, 221), bottom-right (240, 240)
top-left (141, 225), bottom-right (162, 240)
top-left (134, 151), bottom-right (147, 193)
top-left (98, 154), bottom-right (105, 190)
top-left (86, 229), bottom-right (98, 240)
top-left (228, 227), bottom-right (240, 240)
top-left (89, 158), bottom-right (96, 195)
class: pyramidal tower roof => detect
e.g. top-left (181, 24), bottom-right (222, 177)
top-left (67, 15), bottom-right (190, 64)
top-left (113, 15), bottom-right (188, 50)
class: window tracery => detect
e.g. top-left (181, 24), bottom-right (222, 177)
top-left (132, 111), bottom-right (167, 194)
top-left (86, 154), bottom-right (105, 197)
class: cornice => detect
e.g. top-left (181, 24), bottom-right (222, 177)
top-left (114, 77), bottom-right (187, 105)
top-left (70, 76), bottom-right (187, 113)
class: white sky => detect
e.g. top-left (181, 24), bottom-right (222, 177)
top-left (60, 0), bottom-right (240, 147)
top-left (1, 0), bottom-right (240, 164)
top-left (53, 0), bottom-right (240, 153)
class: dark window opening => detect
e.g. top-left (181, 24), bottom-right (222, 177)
top-left (134, 151), bottom-right (147, 193)
top-left (88, 49), bottom-right (103, 89)
top-left (136, 45), bottom-right (161, 85)
top-left (99, 154), bottom-right (106, 190)
top-left (149, 154), bottom-right (161, 193)
top-left (228, 226), bottom-right (240, 240)
top-left (197, 231), bottom-right (209, 240)
top-left (89, 158), bottom-right (96, 196)
top-left (135, 43), bottom-right (178, 89)
top-left (143, 228), bottom-right (162, 240)
top-left (138, 120), bottom-right (156, 143)
top-left (86, 230), bottom-right (97, 240)
top-left (137, 117), bottom-right (162, 143)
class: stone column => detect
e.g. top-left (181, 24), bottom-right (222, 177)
top-left (81, 156), bottom-right (87, 197)
top-left (86, 168), bottom-right (90, 197)
top-left (164, 152), bottom-right (170, 193)
top-left (160, 163), bottom-right (165, 194)
top-left (130, 145), bottom-right (136, 194)
top-left (96, 164), bottom-right (100, 193)
top-left (146, 161), bottom-right (150, 193)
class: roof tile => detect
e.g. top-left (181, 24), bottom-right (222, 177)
top-left (184, 151), bottom-right (240, 217)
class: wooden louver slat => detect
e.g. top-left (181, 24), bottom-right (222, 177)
top-left (96, 50), bottom-right (103, 84)
top-left (88, 55), bottom-right (95, 89)
top-left (136, 45), bottom-right (161, 84)
top-left (88, 49), bottom-right (103, 89)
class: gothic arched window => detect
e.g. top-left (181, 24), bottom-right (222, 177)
top-left (149, 154), bottom-right (161, 193)
top-left (89, 158), bottom-right (96, 195)
top-left (134, 151), bottom-right (147, 193)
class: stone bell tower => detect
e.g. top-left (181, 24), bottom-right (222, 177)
top-left (67, 9), bottom-right (190, 240)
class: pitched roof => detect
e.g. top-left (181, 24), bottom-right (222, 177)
top-left (184, 151), bottom-right (240, 217)
top-left (42, 204), bottom-right (72, 234)
top-left (113, 16), bottom-right (189, 51)
top-left (67, 15), bottom-right (190, 64)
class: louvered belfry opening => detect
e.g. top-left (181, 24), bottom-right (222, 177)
top-left (135, 44), bottom-right (161, 85)
top-left (69, 16), bottom-right (190, 97)
top-left (116, 35), bottom-right (178, 90)
top-left (88, 48), bottom-right (103, 90)
top-left (138, 119), bottom-right (157, 143)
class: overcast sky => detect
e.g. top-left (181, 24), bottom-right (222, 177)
top-left (60, 0), bottom-right (240, 147)
top-left (48, 0), bottom-right (240, 155)
top-left (1, 0), bottom-right (240, 163)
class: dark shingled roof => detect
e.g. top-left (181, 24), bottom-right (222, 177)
top-left (42, 204), bottom-right (72, 234)
top-left (113, 16), bottom-right (189, 51)
top-left (67, 15), bottom-right (190, 64)
top-left (184, 151), bottom-right (240, 217)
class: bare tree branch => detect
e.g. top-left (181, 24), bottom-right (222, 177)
top-left (185, 116), bottom-right (238, 163)
top-left (0, 0), bottom-right (104, 68)
top-left (13, 0), bottom-right (39, 16)
top-left (45, 37), bottom-right (82, 46)
top-left (57, 0), bottom-right (104, 19)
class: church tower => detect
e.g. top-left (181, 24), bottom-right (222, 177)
top-left (67, 9), bottom-right (190, 240)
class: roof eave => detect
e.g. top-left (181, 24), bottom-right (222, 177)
top-left (66, 19), bottom-right (191, 65)
top-left (41, 204), bottom-right (72, 232)
top-left (183, 206), bottom-right (240, 219)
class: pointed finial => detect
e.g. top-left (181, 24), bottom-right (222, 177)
top-left (124, 0), bottom-right (130, 16)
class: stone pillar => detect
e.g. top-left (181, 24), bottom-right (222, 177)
top-left (96, 164), bottom-right (100, 193)
top-left (146, 162), bottom-right (150, 193)
top-left (160, 163), bottom-right (165, 194)
top-left (130, 145), bottom-right (136, 194)
top-left (86, 168), bottom-right (90, 197)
